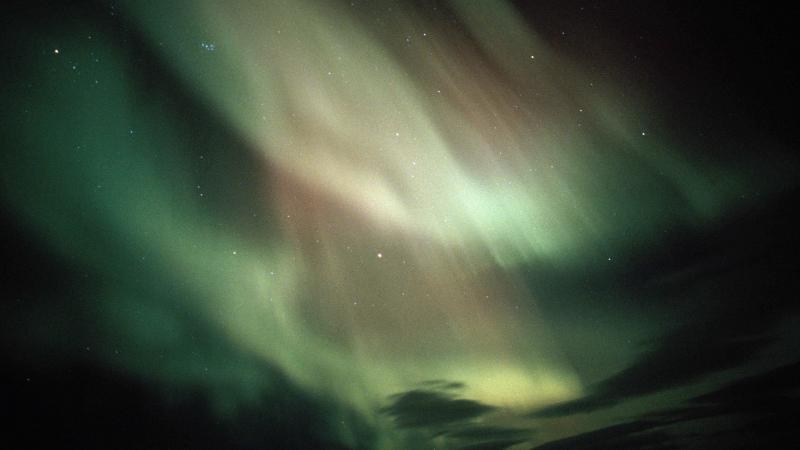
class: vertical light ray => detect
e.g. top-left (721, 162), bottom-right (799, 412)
top-left (4, 1), bottom-right (792, 448)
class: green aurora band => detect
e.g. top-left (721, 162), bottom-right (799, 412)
top-left (2, 0), bottom-right (796, 448)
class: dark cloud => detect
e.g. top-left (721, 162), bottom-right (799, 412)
top-left (536, 361), bottom-right (800, 450)
top-left (690, 360), bottom-right (800, 406)
top-left (531, 420), bottom-right (676, 450)
top-left (380, 384), bottom-right (535, 448)
top-left (446, 425), bottom-right (533, 442)
top-left (531, 190), bottom-right (800, 417)
top-left (534, 328), bottom-right (773, 417)
top-left (648, 360), bottom-right (800, 423)
top-left (445, 425), bottom-right (534, 450)
top-left (380, 388), bottom-right (495, 428)
top-left (457, 439), bottom-right (530, 450)
top-left (658, 361), bottom-right (800, 447)
top-left (532, 300), bottom-right (779, 417)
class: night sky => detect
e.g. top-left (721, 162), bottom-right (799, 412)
top-left (1, 1), bottom-right (799, 449)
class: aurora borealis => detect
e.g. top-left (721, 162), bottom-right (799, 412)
top-left (2, 1), bottom-right (799, 449)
